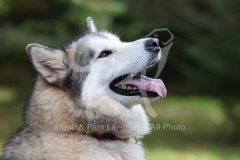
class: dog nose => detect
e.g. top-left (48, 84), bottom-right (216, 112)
top-left (145, 38), bottom-right (160, 53)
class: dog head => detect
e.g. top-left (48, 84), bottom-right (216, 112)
top-left (26, 17), bottom-right (166, 108)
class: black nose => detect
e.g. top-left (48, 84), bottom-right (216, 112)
top-left (145, 38), bottom-right (160, 53)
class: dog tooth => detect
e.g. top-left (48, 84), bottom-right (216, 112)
top-left (127, 86), bottom-right (132, 90)
top-left (122, 85), bottom-right (127, 90)
top-left (119, 84), bottom-right (123, 89)
top-left (133, 87), bottom-right (137, 90)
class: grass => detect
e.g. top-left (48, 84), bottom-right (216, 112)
top-left (0, 86), bottom-right (240, 160)
top-left (142, 96), bottom-right (240, 159)
top-left (145, 146), bottom-right (240, 160)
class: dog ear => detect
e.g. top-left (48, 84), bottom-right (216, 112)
top-left (26, 43), bottom-right (69, 86)
top-left (86, 17), bottom-right (97, 33)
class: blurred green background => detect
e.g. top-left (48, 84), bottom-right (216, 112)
top-left (0, 0), bottom-right (240, 159)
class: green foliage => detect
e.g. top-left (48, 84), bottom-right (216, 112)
top-left (0, 0), bottom-right (127, 60)
top-left (0, 0), bottom-right (10, 16)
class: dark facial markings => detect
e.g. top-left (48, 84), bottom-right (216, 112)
top-left (70, 71), bottom-right (89, 99)
top-left (75, 48), bottom-right (95, 67)
top-left (63, 32), bottom-right (110, 99)
top-left (68, 49), bottom-right (95, 99)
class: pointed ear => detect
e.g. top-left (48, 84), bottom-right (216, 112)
top-left (86, 17), bottom-right (97, 33)
top-left (26, 43), bottom-right (69, 86)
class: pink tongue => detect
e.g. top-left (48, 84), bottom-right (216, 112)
top-left (118, 75), bottom-right (167, 99)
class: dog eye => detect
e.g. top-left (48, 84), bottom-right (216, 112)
top-left (98, 50), bottom-right (112, 58)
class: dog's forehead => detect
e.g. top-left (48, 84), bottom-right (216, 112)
top-left (71, 31), bottom-right (120, 55)
top-left (61, 31), bottom-right (121, 54)
top-left (99, 31), bottom-right (120, 41)
top-left (62, 31), bottom-right (119, 50)
top-left (77, 31), bottom-right (120, 44)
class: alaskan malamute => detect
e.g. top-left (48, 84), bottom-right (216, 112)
top-left (1, 17), bottom-right (167, 160)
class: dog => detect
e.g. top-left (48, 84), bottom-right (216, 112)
top-left (1, 17), bottom-right (167, 160)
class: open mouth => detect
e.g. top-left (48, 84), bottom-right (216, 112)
top-left (109, 73), bottom-right (167, 99)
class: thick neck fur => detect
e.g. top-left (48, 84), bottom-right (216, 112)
top-left (25, 76), bottom-right (150, 139)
